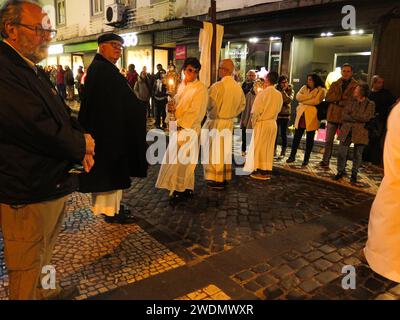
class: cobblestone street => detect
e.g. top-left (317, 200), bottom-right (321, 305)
top-left (0, 161), bottom-right (397, 300)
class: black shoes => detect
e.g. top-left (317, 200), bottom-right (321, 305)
top-left (286, 157), bottom-right (296, 164)
top-left (350, 174), bottom-right (358, 184)
top-left (287, 157), bottom-right (309, 166)
top-left (183, 189), bottom-right (194, 199)
top-left (103, 205), bottom-right (135, 225)
top-left (332, 171), bottom-right (345, 181)
top-left (207, 181), bottom-right (226, 190)
top-left (319, 161), bottom-right (330, 168)
top-left (169, 190), bottom-right (194, 207)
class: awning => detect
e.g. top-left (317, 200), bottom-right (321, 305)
top-left (64, 41), bottom-right (98, 53)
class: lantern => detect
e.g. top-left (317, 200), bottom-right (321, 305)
top-left (253, 78), bottom-right (265, 95)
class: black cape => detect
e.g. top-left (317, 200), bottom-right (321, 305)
top-left (78, 54), bottom-right (147, 193)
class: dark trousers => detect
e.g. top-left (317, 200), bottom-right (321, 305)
top-left (289, 128), bottom-right (316, 162)
top-left (275, 118), bottom-right (289, 153)
top-left (241, 128), bottom-right (253, 153)
top-left (363, 134), bottom-right (385, 165)
top-left (322, 122), bottom-right (340, 164)
top-left (146, 101), bottom-right (152, 118)
top-left (155, 99), bottom-right (167, 127)
top-left (56, 84), bottom-right (66, 99)
top-left (242, 128), bottom-right (247, 153)
top-left (338, 140), bottom-right (365, 177)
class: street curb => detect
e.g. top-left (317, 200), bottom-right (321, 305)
top-left (273, 166), bottom-right (376, 197)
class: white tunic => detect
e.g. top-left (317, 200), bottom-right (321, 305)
top-left (156, 80), bottom-right (208, 193)
top-left (92, 190), bottom-right (123, 217)
top-left (365, 102), bottom-right (400, 283)
top-left (202, 76), bottom-right (245, 182)
top-left (244, 86), bottom-right (283, 172)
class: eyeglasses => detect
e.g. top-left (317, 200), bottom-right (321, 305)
top-left (14, 23), bottom-right (57, 39)
top-left (186, 67), bottom-right (198, 74)
top-left (105, 42), bottom-right (123, 50)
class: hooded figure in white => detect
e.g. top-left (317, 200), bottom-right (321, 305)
top-left (365, 102), bottom-right (400, 283)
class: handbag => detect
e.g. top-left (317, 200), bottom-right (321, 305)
top-left (317, 101), bottom-right (330, 121)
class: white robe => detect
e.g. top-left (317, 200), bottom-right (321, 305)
top-left (92, 190), bottom-right (123, 217)
top-left (244, 86), bottom-right (283, 172)
top-left (365, 102), bottom-right (400, 283)
top-left (156, 80), bottom-right (208, 193)
top-left (202, 76), bottom-right (245, 182)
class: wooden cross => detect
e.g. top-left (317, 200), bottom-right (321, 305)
top-left (182, 0), bottom-right (219, 85)
top-left (209, 0), bottom-right (217, 85)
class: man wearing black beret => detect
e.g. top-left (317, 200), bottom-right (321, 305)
top-left (78, 33), bottom-right (148, 224)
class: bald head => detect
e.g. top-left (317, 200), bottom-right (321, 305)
top-left (218, 59), bottom-right (235, 79)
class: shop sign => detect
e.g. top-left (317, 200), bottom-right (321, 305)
top-left (175, 45), bottom-right (187, 60)
top-left (120, 32), bottom-right (139, 47)
top-left (228, 48), bottom-right (249, 59)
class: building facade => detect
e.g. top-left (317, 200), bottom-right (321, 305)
top-left (33, 0), bottom-right (400, 99)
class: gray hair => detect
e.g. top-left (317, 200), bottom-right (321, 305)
top-left (371, 75), bottom-right (383, 84)
top-left (0, 0), bottom-right (41, 39)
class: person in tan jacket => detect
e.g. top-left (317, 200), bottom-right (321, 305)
top-left (333, 84), bottom-right (375, 184)
top-left (286, 74), bottom-right (326, 166)
top-left (320, 64), bottom-right (358, 167)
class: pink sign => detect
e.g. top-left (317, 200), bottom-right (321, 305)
top-left (175, 45), bottom-right (187, 60)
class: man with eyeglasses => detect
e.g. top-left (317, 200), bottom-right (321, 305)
top-left (0, 0), bottom-right (94, 299)
top-left (78, 33), bottom-right (148, 224)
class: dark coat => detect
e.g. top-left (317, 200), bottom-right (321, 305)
top-left (368, 88), bottom-right (397, 137)
top-left (0, 41), bottom-right (86, 205)
top-left (242, 81), bottom-right (254, 95)
top-left (339, 98), bottom-right (376, 145)
top-left (78, 54), bottom-right (147, 193)
top-left (326, 78), bottom-right (358, 124)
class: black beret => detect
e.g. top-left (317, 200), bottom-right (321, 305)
top-left (98, 33), bottom-right (124, 45)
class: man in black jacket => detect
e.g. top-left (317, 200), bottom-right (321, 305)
top-left (153, 70), bottom-right (168, 129)
top-left (78, 33), bottom-right (148, 225)
top-left (0, 0), bottom-right (94, 300)
top-left (363, 75), bottom-right (398, 166)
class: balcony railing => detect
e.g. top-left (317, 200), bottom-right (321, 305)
top-left (126, 0), bottom-right (176, 27)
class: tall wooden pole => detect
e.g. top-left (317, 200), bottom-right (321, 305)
top-left (210, 0), bottom-right (217, 85)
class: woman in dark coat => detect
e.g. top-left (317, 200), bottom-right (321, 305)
top-left (78, 34), bottom-right (147, 224)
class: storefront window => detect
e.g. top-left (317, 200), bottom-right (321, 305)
top-left (290, 33), bottom-right (373, 89)
top-left (59, 54), bottom-right (71, 69)
top-left (126, 47), bottom-right (153, 73)
top-left (154, 49), bottom-right (169, 71)
top-left (223, 38), bottom-right (282, 82)
top-left (289, 32), bottom-right (374, 143)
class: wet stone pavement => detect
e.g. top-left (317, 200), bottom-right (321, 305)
top-left (124, 166), bottom-right (371, 258)
top-left (231, 221), bottom-right (399, 300)
top-left (0, 164), bottom-right (398, 300)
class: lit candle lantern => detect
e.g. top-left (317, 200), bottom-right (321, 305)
top-left (253, 78), bottom-right (265, 95)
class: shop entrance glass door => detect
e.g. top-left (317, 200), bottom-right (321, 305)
top-left (154, 49), bottom-right (169, 72)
